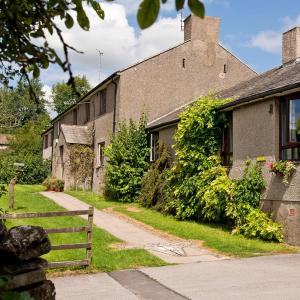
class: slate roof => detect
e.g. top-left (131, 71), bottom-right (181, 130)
top-left (146, 103), bottom-right (192, 130)
top-left (61, 125), bottom-right (91, 145)
top-left (219, 60), bottom-right (300, 109)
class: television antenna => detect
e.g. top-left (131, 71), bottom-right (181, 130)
top-left (96, 49), bottom-right (104, 82)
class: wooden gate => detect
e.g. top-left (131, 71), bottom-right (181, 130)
top-left (0, 207), bottom-right (94, 269)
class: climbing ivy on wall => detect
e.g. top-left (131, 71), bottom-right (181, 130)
top-left (68, 144), bottom-right (94, 190)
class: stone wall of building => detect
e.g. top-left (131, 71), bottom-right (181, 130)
top-left (230, 97), bottom-right (300, 245)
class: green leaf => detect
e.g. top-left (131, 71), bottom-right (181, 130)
top-left (188, 0), bottom-right (205, 18)
top-left (176, 0), bottom-right (185, 10)
top-left (75, 3), bottom-right (90, 30)
top-left (65, 13), bottom-right (74, 29)
top-left (91, 0), bottom-right (105, 19)
top-left (33, 66), bottom-right (40, 78)
top-left (137, 0), bottom-right (160, 29)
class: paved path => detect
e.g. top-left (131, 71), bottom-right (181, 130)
top-left (52, 254), bottom-right (300, 300)
top-left (41, 191), bottom-right (224, 264)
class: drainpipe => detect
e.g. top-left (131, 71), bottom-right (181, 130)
top-left (112, 77), bottom-right (118, 134)
top-left (90, 100), bottom-right (96, 191)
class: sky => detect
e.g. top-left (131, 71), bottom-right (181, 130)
top-left (41, 0), bottom-right (300, 108)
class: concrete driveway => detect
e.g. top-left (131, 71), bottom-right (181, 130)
top-left (52, 254), bottom-right (300, 300)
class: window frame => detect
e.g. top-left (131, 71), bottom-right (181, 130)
top-left (73, 108), bottom-right (78, 125)
top-left (97, 142), bottom-right (105, 167)
top-left (44, 134), bottom-right (48, 149)
top-left (99, 89), bottom-right (107, 116)
top-left (279, 93), bottom-right (300, 161)
top-left (150, 132), bottom-right (159, 162)
top-left (221, 112), bottom-right (233, 166)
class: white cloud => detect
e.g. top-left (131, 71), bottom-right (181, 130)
top-left (41, 3), bottom-right (183, 87)
top-left (249, 30), bottom-right (282, 54)
top-left (248, 14), bottom-right (300, 54)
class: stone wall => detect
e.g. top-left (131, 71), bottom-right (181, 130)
top-left (230, 97), bottom-right (300, 245)
top-left (0, 223), bottom-right (55, 299)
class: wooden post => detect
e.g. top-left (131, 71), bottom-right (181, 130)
top-left (9, 178), bottom-right (16, 209)
top-left (86, 206), bottom-right (94, 266)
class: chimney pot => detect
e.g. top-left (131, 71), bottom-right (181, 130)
top-left (282, 27), bottom-right (300, 65)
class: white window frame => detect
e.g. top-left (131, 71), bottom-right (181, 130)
top-left (150, 132), bottom-right (159, 162)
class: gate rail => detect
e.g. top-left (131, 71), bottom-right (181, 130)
top-left (0, 207), bottom-right (94, 269)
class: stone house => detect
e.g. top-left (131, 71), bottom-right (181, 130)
top-left (42, 14), bottom-right (256, 190)
top-left (149, 26), bottom-right (300, 245)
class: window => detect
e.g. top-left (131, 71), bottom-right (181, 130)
top-left (221, 113), bottom-right (233, 166)
top-left (150, 132), bottom-right (159, 162)
top-left (97, 142), bottom-right (105, 167)
top-left (50, 131), bottom-right (53, 146)
top-left (280, 95), bottom-right (300, 160)
top-left (73, 109), bottom-right (77, 125)
top-left (99, 89), bottom-right (107, 115)
top-left (85, 102), bottom-right (90, 123)
top-left (44, 134), bottom-right (48, 149)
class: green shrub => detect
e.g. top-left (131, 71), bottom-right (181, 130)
top-left (138, 142), bottom-right (171, 211)
top-left (42, 177), bottom-right (64, 192)
top-left (162, 94), bottom-right (283, 242)
top-left (169, 95), bottom-right (232, 220)
top-left (226, 162), bottom-right (266, 227)
top-left (104, 115), bottom-right (149, 202)
top-left (0, 156), bottom-right (51, 184)
top-left (235, 208), bottom-right (283, 242)
top-left (0, 115), bottom-right (51, 184)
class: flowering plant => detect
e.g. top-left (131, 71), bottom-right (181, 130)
top-left (268, 160), bottom-right (296, 185)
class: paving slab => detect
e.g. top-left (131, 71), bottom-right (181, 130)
top-left (109, 270), bottom-right (188, 300)
top-left (141, 254), bottom-right (300, 300)
top-left (41, 191), bottom-right (224, 264)
top-left (52, 273), bottom-right (138, 300)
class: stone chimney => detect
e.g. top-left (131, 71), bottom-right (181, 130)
top-left (282, 27), bottom-right (300, 65)
top-left (184, 15), bottom-right (220, 44)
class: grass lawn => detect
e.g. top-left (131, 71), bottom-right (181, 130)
top-left (1, 185), bottom-right (165, 272)
top-left (114, 206), bottom-right (298, 258)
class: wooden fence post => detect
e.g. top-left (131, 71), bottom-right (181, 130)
top-left (9, 178), bottom-right (16, 209)
top-left (86, 206), bottom-right (94, 266)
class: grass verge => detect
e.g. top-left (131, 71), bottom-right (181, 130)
top-left (1, 185), bottom-right (166, 273)
top-left (115, 206), bottom-right (298, 258)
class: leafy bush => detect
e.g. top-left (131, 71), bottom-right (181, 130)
top-left (0, 156), bottom-right (51, 184)
top-left (169, 95), bottom-right (231, 220)
top-left (0, 115), bottom-right (51, 184)
top-left (235, 208), bottom-right (283, 242)
top-left (162, 95), bottom-right (283, 242)
top-left (138, 142), bottom-right (171, 211)
top-left (104, 115), bottom-right (149, 202)
top-left (42, 177), bottom-right (64, 192)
